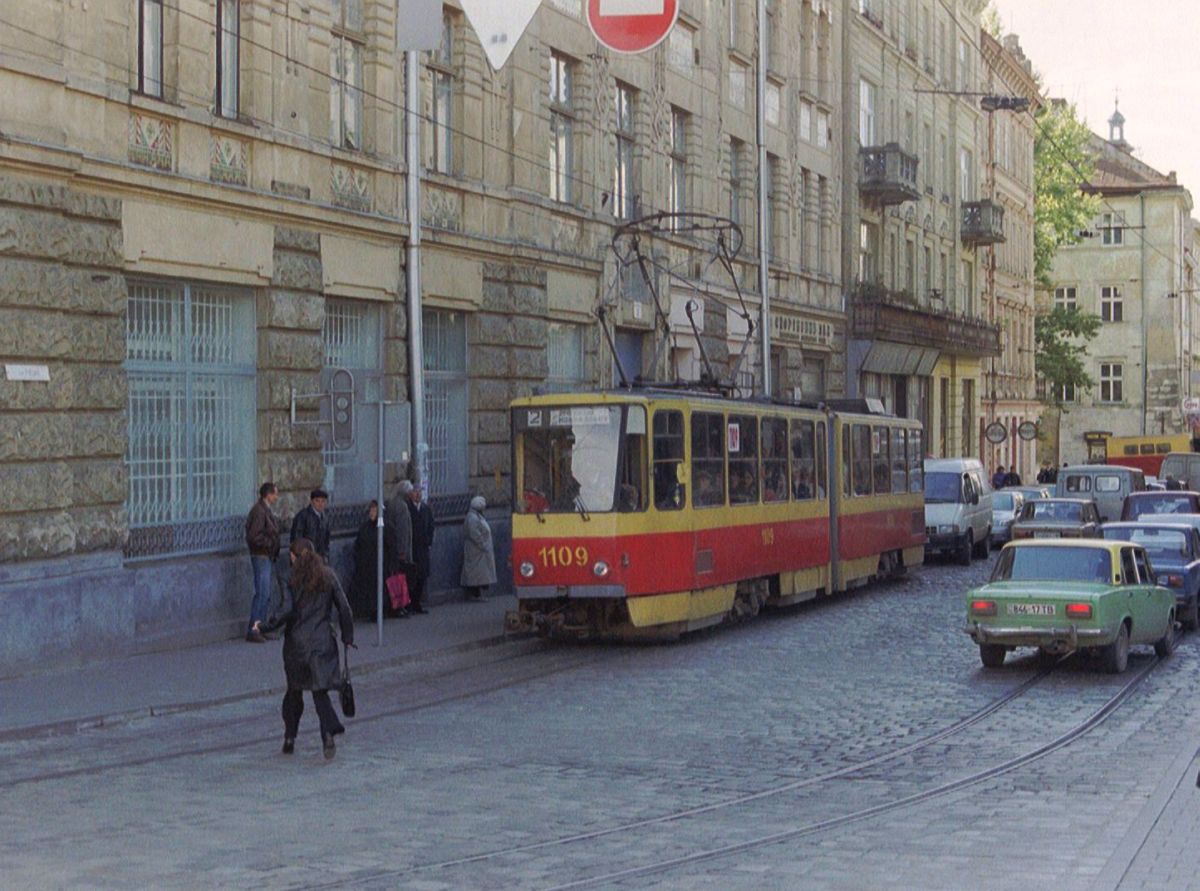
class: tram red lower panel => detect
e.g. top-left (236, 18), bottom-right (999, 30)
top-left (837, 506), bottom-right (924, 562)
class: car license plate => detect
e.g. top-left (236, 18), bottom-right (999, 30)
top-left (1033, 531), bottom-right (1058, 539)
top-left (1008, 603), bottom-right (1055, 616)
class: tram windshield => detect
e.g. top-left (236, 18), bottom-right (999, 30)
top-left (515, 405), bottom-right (632, 514)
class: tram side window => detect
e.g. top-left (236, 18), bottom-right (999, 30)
top-left (907, 428), bottom-right (924, 493)
top-left (762, 417), bottom-right (789, 502)
top-left (729, 414), bottom-right (759, 504)
top-left (852, 424), bottom-right (873, 496)
top-left (891, 428), bottom-right (908, 494)
top-left (619, 406), bottom-right (647, 511)
top-left (872, 427), bottom-right (890, 494)
top-left (692, 412), bottom-right (725, 507)
top-left (791, 419), bottom-right (816, 500)
top-left (652, 409), bottom-right (685, 511)
top-left (815, 421), bottom-right (827, 499)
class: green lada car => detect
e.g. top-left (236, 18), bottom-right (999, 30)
top-left (964, 540), bottom-right (1176, 673)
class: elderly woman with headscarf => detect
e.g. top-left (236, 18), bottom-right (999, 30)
top-left (461, 495), bottom-right (497, 601)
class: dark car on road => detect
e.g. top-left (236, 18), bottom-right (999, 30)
top-left (1119, 490), bottom-right (1200, 522)
top-left (1102, 522), bottom-right (1200, 630)
top-left (1010, 498), bottom-right (1102, 541)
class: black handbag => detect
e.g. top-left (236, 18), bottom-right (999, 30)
top-left (338, 642), bottom-right (356, 718)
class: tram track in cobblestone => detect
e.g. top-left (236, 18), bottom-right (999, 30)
top-left (532, 648), bottom-right (1166, 891)
top-left (308, 649), bottom-right (1087, 889)
top-left (0, 642), bottom-right (600, 790)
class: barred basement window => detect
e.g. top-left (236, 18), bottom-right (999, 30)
top-left (423, 309), bottom-right (469, 498)
top-left (125, 280), bottom-right (256, 558)
top-left (322, 298), bottom-right (382, 504)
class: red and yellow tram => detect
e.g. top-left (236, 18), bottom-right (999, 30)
top-left (505, 390), bottom-right (926, 640)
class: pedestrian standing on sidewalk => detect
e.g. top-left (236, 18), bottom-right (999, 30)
top-left (461, 495), bottom-right (496, 601)
top-left (386, 480), bottom-right (421, 612)
top-left (407, 483), bottom-right (435, 613)
top-left (244, 482), bottom-right (281, 644)
top-left (290, 489), bottom-right (331, 561)
top-left (350, 500), bottom-right (399, 619)
top-left (253, 538), bottom-right (354, 760)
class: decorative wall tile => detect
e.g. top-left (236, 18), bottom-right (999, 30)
top-left (128, 113), bottom-right (173, 171)
top-left (210, 133), bottom-right (249, 186)
top-left (331, 163), bottom-right (371, 212)
top-left (422, 185), bottom-right (462, 232)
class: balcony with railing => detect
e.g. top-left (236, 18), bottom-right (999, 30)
top-left (859, 143), bottom-right (920, 206)
top-left (961, 199), bottom-right (1006, 247)
top-left (849, 280), bottom-right (1001, 357)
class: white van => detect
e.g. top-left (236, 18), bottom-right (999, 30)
top-left (924, 458), bottom-right (994, 564)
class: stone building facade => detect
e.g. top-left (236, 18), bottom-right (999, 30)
top-left (979, 32), bottom-right (1039, 481)
top-left (1040, 110), bottom-right (1198, 465)
top-left (841, 0), bottom-right (1001, 458)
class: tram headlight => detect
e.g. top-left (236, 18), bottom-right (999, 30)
top-left (519, 561), bottom-right (535, 578)
top-left (593, 561), bottom-right (610, 578)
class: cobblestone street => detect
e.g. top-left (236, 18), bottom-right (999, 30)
top-left (4, 555), bottom-right (1200, 889)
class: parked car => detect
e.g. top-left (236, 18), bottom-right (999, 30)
top-left (1009, 485), bottom-right (1052, 502)
top-left (964, 539), bottom-right (1176, 672)
top-left (924, 457), bottom-right (994, 565)
top-left (1119, 490), bottom-right (1200, 522)
top-left (991, 491), bottom-right (1026, 544)
top-left (1056, 464), bottom-right (1145, 522)
top-left (1103, 522), bottom-right (1200, 630)
top-left (1010, 498), bottom-right (1102, 541)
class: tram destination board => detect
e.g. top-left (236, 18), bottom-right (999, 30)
top-left (516, 405), bottom-right (615, 430)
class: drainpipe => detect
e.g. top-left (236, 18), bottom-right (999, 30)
top-left (1140, 191), bottom-right (1147, 435)
top-left (756, 0), bottom-right (771, 397)
top-left (406, 52), bottom-right (429, 489)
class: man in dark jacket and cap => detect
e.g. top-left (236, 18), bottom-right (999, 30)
top-left (406, 482), bottom-right (435, 614)
top-left (290, 489), bottom-right (332, 560)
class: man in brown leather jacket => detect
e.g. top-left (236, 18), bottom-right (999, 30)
top-left (244, 482), bottom-right (281, 642)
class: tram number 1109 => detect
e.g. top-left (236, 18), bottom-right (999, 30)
top-left (538, 545), bottom-right (591, 568)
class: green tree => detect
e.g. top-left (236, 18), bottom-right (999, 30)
top-left (1033, 101), bottom-right (1101, 403)
top-left (1036, 306), bottom-right (1102, 404)
top-left (982, 3), bottom-right (1002, 39)
top-left (1034, 101), bottom-right (1098, 288)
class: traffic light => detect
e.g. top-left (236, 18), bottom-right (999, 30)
top-left (330, 369), bottom-right (354, 450)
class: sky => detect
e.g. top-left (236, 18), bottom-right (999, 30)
top-left (994, 0), bottom-right (1200, 201)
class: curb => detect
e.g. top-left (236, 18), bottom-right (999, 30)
top-left (0, 632), bottom-right (518, 743)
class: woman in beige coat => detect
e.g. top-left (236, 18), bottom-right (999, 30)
top-left (461, 495), bottom-right (496, 600)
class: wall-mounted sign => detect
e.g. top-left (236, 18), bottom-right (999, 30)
top-left (587, 0), bottom-right (679, 54)
top-left (1017, 421), bottom-right (1039, 441)
top-left (5, 364), bottom-right (50, 382)
top-left (771, 313), bottom-right (835, 348)
top-left (984, 421), bottom-right (1008, 445)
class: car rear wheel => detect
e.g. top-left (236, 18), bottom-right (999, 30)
top-left (979, 643), bottom-right (1007, 668)
top-left (1154, 614), bottom-right (1177, 658)
top-left (1101, 622), bottom-right (1130, 674)
top-left (958, 532), bottom-right (973, 566)
top-left (973, 531), bottom-right (991, 559)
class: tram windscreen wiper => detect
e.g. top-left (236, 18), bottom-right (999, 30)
top-left (574, 493), bottom-right (591, 522)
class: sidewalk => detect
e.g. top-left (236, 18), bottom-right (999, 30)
top-left (0, 595), bottom-right (513, 740)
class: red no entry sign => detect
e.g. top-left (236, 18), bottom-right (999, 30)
top-left (586, 0), bottom-right (680, 54)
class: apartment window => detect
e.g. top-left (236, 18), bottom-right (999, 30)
top-left (957, 38), bottom-right (970, 92)
top-left (1054, 286), bottom-right (1077, 311)
top-left (729, 0), bottom-right (740, 46)
top-left (729, 138), bottom-right (744, 227)
top-left (1101, 211), bottom-right (1125, 246)
top-left (125, 280), bottom-right (256, 548)
top-left (424, 309), bottom-right (469, 496)
top-left (940, 250), bottom-right (949, 297)
top-left (670, 107), bottom-right (688, 219)
top-left (816, 110), bottom-right (830, 149)
top-left (765, 82), bottom-right (781, 126)
top-left (922, 123), bottom-right (932, 189)
top-left (216, 0), bottom-right (239, 117)
top-left (1100, 363), bottom-right (1123, 403)
top-left (859, 79), bottom-right (876, 145)
top-left (614, 82), bottom-right (636, 219)
top-left (1101, 285), bottom-right (1124, 322)
top-left (430, 13), bottom-right (455, 174)
top-left (904, 239), bottom-right (915, 295)
top-left (959, 147), bottom-right (973, 199)
top-left (1060, 382), bottom-right (1077, 403)
top-left (800, 102), bottom-right (813, 143)
top-left (960, 259), bottom-right (974, 314)
top-left (322, 299), bottom-right (382, 503)
top-left (728, 61), bottom-right (747, 109)
top-left (329, 0), bottom-right (364, 150)
top-left (549, 52), bottom-right (575, 203)
top-left (859, 221), bottom-right (879, 282)
top-left (668, 22), bottom-right (695, 71)
top-left (547, 322), bottom-right (584, 390)
top-left (138, 0), bottom-right (164, 97)
top-left (922, 245), bottom-right (932, 299)
top-left (765, 0), bottom-right (779, 71)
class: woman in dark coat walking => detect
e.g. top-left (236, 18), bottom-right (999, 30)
top-left (350, 501), bottom-right (400, 619)
top-left (254, 537), bottom-right (354, 759)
